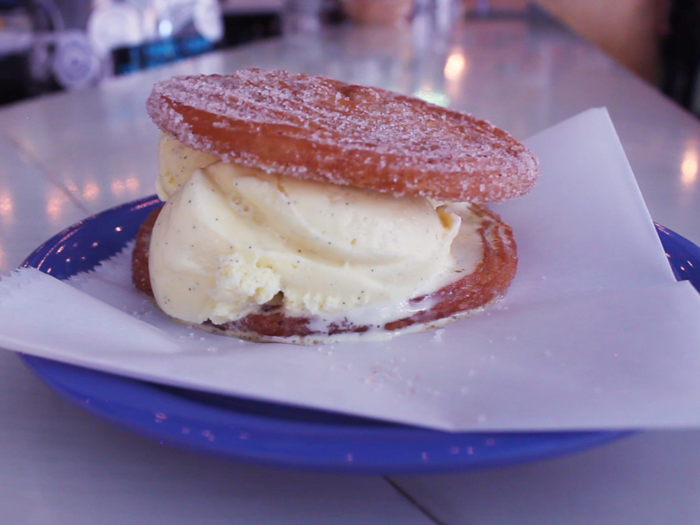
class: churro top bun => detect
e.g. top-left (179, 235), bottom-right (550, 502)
top-left (146, 68), bottom-right (538, 203)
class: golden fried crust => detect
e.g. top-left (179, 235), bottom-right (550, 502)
top-left (131, 205), bottom-right (160, 298)
top-left (146, 69), bottom-right (539, 203)
top-left (131, 204), bottom-right (517, 341)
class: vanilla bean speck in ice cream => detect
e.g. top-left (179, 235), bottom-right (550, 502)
top-left (150, 134), bottom-right (479, 326)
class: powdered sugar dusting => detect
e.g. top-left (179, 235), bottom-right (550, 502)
top-left (146, 68), bottom-right (539, 203)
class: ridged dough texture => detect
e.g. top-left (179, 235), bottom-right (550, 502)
top-left (146, 68), bottom-right (539, 203)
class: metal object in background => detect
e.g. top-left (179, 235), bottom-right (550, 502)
top-left (106, 0), bottom-right (224, 75)
top-left (0, 0), bottom-right (224, 105)
top-left (51, 29), bottom-right (101, 88)
top-left (86, 1), bottom-right (143, 56)
top-left (21, 0), bottom-right (103, 91)
top-left (193, 0), bottom-right (224, 40)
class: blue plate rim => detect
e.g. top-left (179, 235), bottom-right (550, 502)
top-left (18, 195), bottom-right (698, 473)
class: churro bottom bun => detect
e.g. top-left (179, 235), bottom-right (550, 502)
top-left (132, 203), bottom-right (517, 343)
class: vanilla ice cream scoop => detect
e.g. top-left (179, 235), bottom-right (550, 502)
top-left (157, 134), bottom-right (218, 200)
top-left (149, 136), bottom-right (482, 326)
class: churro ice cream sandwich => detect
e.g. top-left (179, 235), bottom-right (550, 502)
top-left (132, 68), bottom-right (539, 343)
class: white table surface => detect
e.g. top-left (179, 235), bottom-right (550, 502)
top-left (2, 9), bottom-right (700, 524)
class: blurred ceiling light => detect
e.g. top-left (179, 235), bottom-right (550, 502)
top-left (47, 192), bottom-right (66, 223)
top-left (83, 181), bottom-right (100, 201)
top-left (0, 190), bottom-right (14, 220)
top-left (111, 180), bottom-right (125, 196)
top-left (681, 148), bottom-right (699, 186)
top-left (444, 53), bottom-right (466, 81)
top-left (125, 177), bottom-right (140, 192)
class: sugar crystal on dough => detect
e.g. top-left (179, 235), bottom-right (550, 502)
top-left (146, 68), bottom-right (539, 202)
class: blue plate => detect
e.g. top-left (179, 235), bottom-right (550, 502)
top-left (19, 196), bottom-right (700, 473)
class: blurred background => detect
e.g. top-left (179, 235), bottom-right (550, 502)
top-left (0, 0), bottom-right (695, 113)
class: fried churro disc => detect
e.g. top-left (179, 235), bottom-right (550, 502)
top-left (146, 69), bottom-right (538, 203)
top-left (132, 204), bottom-right (517, 342)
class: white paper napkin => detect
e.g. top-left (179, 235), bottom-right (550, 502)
top-left (3, 108), bottom-right (700, 432)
